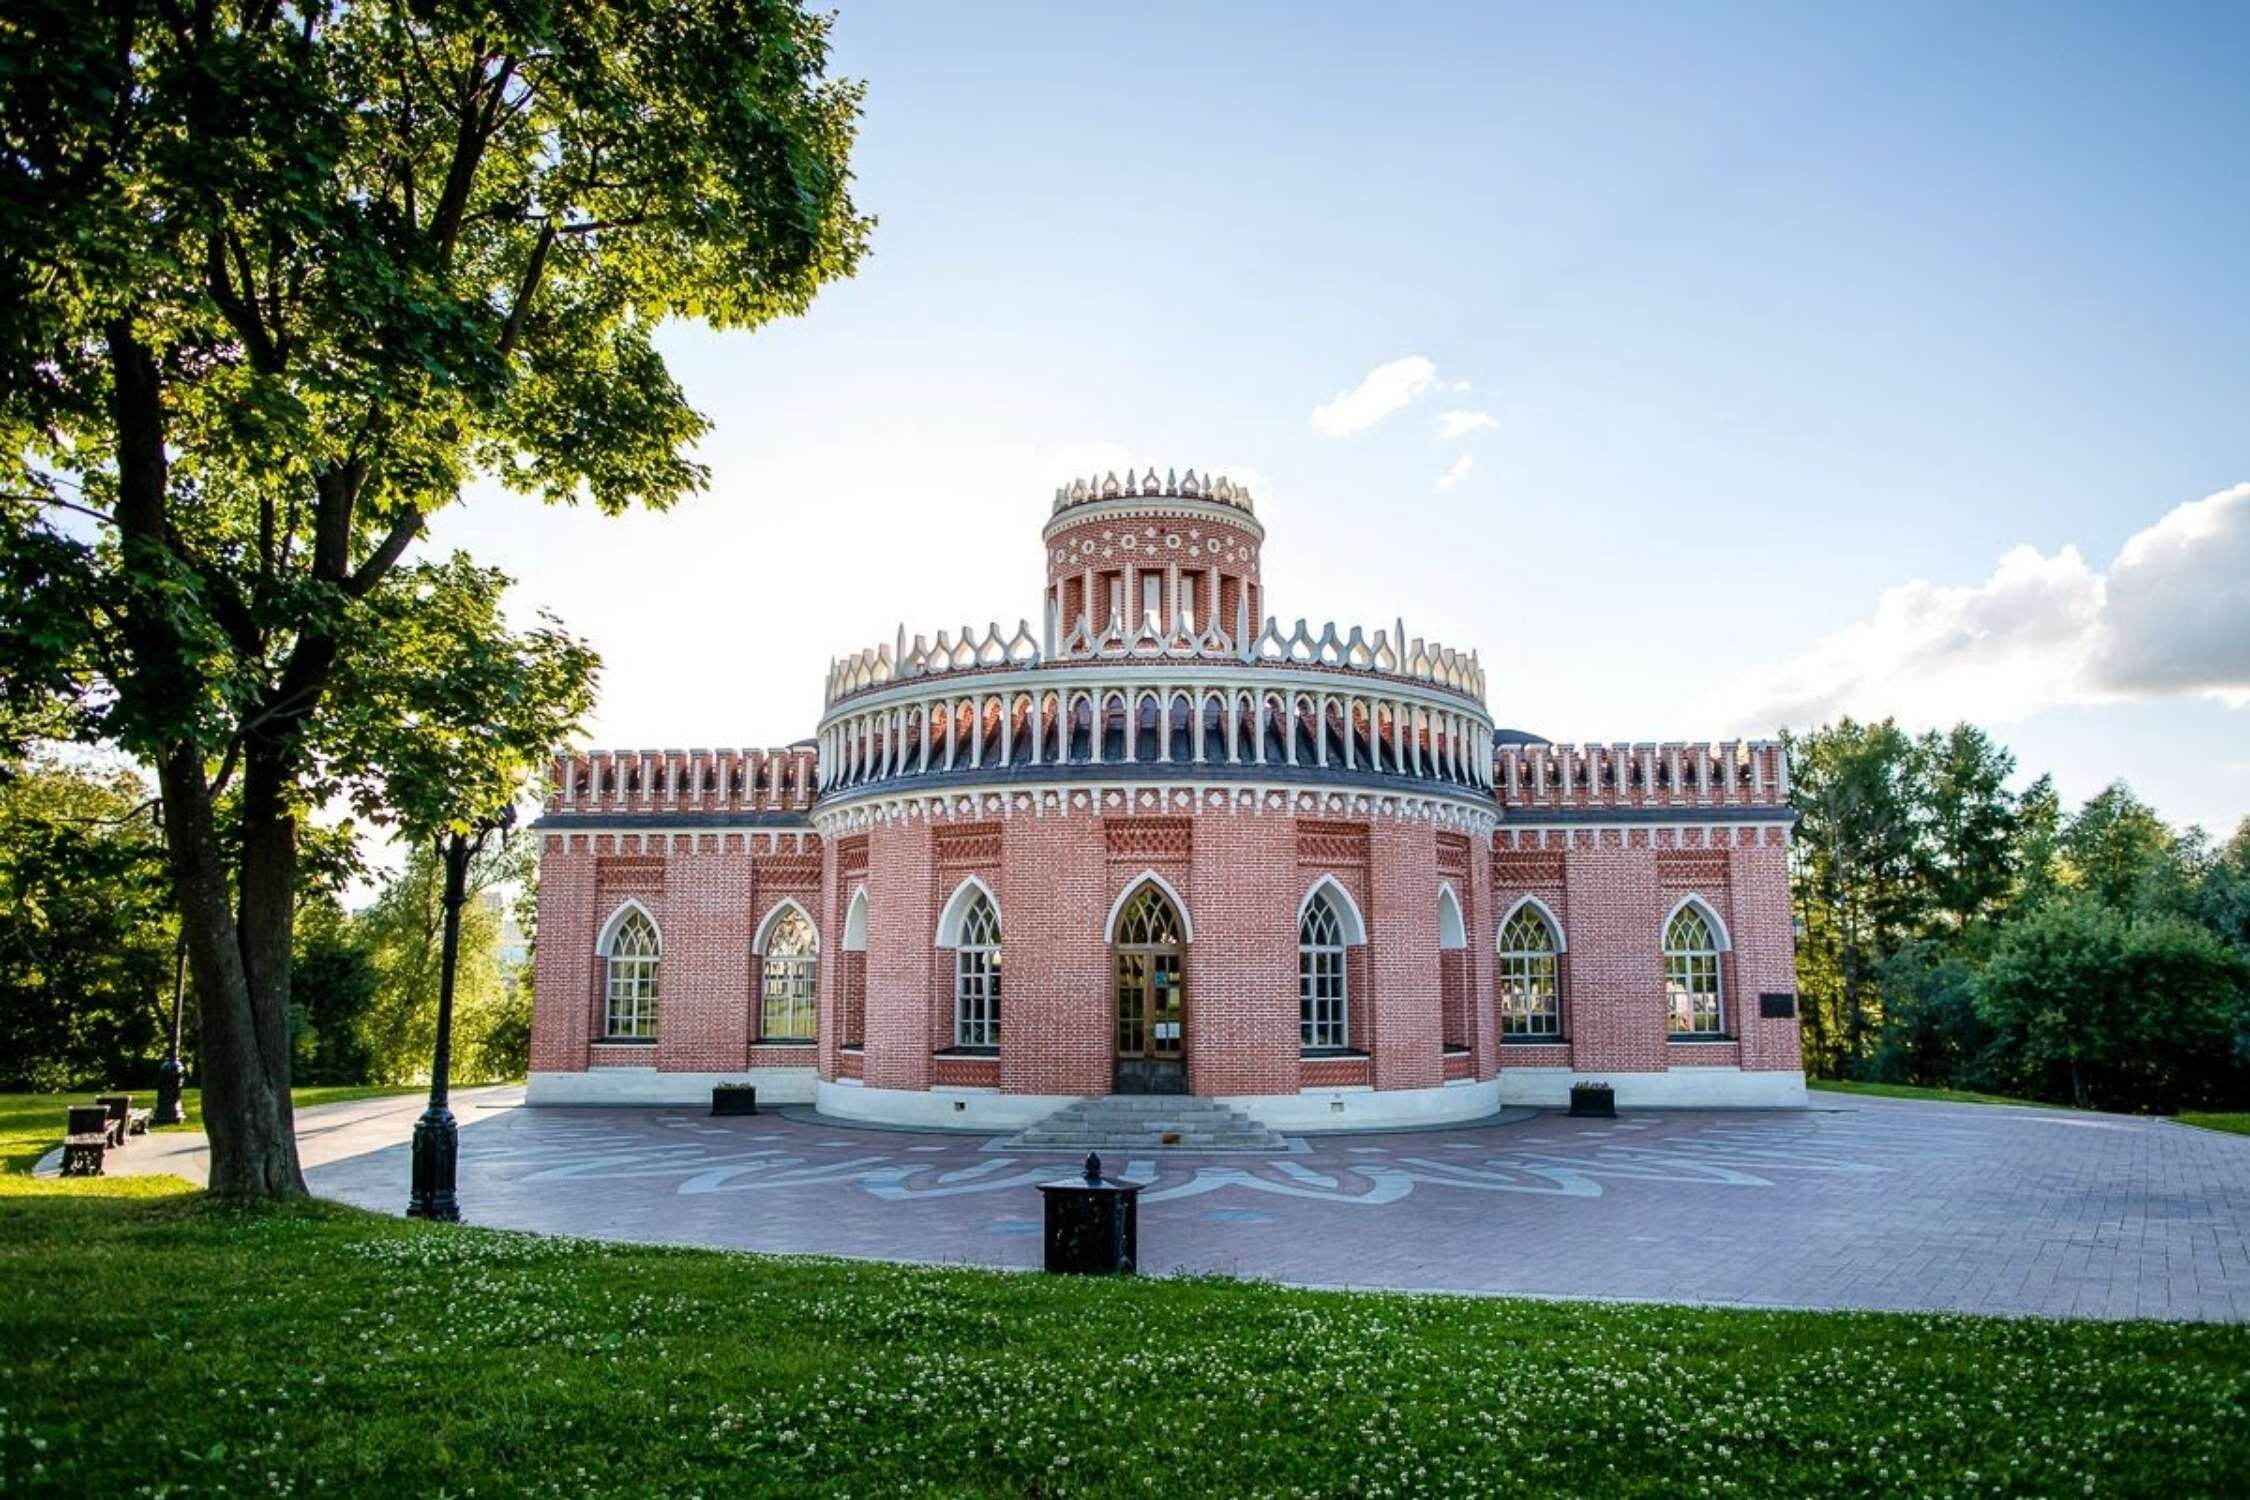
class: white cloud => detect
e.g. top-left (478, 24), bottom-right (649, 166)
top-left (1698, 483), bottom-right (2250, 733)
top-left (1310, 356), bottom-right (1439, 438)
top-left (1436, 409), bottom-right (1497, 440)
top-left (1434, 454), bottom-right (1474, 492)
top-left (2089, 483), bottom-right (2250, 705)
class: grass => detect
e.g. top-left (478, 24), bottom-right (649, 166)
top-left (1, 1098), bottom-right (2246, 1497)
top-left (0, 1087), bottom-right (425, 1174)
top-left (2179, 1113), bottom-right (2250, 1137)
top-left (1808, 1079), bottom-right (2061, 1109)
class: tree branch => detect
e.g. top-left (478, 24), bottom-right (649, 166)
top-left (347, 506), bottom-right (422, 598)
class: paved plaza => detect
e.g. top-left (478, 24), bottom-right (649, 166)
top-left (83, 1087), bottom-right (2250, 1321)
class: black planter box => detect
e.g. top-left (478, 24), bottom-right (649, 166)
top-left (1568, 1083), bottom-right (1616, 1118)
top-left (711, 1084), bottom-right (758, 1117)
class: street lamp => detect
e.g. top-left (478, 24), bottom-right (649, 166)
top-left (153, 938), bottom-right (188, 1126)
top-left (407, 800), bottom-right (517, 1221)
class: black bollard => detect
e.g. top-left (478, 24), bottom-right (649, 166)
top-left (1037, 1151), bottom-right (1141, 1275)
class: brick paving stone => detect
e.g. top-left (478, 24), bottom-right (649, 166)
top-left (90, 1087), bottom-right (2250, 1321)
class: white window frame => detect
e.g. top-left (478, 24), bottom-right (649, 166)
top-left (953, 891), bottom-right (1001, 1048)
top-left (1498, 905), bottom-right (1561, 1038)
top-left (1663, 900), bottom-right (1726, 1036)
top-left (757, 903), bottom-right (819, 1041)
top-left (1299, 895), bottom-right (1348, 1050)
top-left (601, 906), bottom-right (660, 1040)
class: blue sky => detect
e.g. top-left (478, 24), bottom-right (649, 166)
top-left (435, 0), bottom-right (2250, 835)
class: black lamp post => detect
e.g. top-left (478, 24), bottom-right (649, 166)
top-left (153, 937), bottom-right (188, 1126)
top-left (407, 802), bottom-right (515, 1221)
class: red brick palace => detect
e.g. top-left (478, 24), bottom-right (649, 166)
top-left (529, 468), bottom-right (1805, 1126)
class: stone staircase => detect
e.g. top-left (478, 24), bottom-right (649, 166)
top-left (1007, 1095), bottom-right (1291, 1151)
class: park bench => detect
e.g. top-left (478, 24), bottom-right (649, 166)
top-left (62, 1104), bottom-right (110, 1177)
top-left (94, 1093), bottom-right (150, 1143)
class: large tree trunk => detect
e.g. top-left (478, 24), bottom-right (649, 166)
top-left (107, 313), bottom-right (306, 1197)
top-left (153, 747), bottom-right (306, 1196)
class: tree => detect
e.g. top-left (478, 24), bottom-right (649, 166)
top-left (0, 758), bottom-right (176, 1091)
top-left (351, 836), bottom-right (519, 1084)
top-left (1976, 900), bottom-right (2250, 1110)
top-left (1, 2), bottom-right (867, 1195)
top-left (1913, 724), bottom-right (2018, 939)
top-left (326, 553), bottom-right (596, 1216)
top-left (2059, 782), bottom-right (2180, 913)
top-left (1788, 719), bottom-right (1924, 1073)
top-left (290, 893), bottom-right (379, 1086)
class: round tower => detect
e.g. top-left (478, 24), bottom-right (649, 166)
top-left (1040, 467), bottom-right (1264, 650)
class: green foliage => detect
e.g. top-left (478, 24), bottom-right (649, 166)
top-left (0, 1180), bottom-right (2245, 1497)
top-left (352, 838), bottom-right (527, 1084)
top-left (0, 759), bottom-right (176, 1091)
top-left (324, 552), bottom-right (598, 840)
top-left (1976, 901), bottom-right (2250, 1111)
top-left (1790, 721), bottom-right (2250, 1111)
top-left (1862, 942), bottom-right (1992, 1091)
top-left (289, 897), bottom-right (380, 1086)
top-left (0, 0), bottom-right (868, 1194)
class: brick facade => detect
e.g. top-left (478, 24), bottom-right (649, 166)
top-left (529, 469), bottom-right (1805, 1121)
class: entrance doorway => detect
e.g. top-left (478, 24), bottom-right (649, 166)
top-left (1112, 884), bottom-right (1187, 1094)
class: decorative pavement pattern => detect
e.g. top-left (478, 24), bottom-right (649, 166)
top-left (277, 1089), bottom-right (2250, 1322)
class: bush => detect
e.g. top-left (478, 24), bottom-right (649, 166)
top-left (1976, 899), bottom-right (2250, 1111)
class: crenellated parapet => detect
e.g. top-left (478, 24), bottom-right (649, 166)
top-left (1491, 740), bottom-right (1791, 814)
top-left (1050, 466), bottom-right (1255, 518)
top-left (824, 614), bottom-right (1484, 708)
top-left (545, 744), bottom-right (819, 818)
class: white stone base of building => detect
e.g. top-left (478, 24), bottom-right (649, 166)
top-left (1497, 1066), bottom-right (1808, 1109)
top-left (1223, 1076), bottom-right (1503, 1132)
top-left (528, 1064), bottom-right (1805, 1117)
top-left (526, 1067), bottom-right (818, 1107)
top-left (813, 1078), bottom-right (1080, 1130)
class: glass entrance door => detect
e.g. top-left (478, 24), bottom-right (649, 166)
top-left (1116, 952), bottom-right (1183, 1060)
top-left (1111, 884), bottom-right (1188, 1094)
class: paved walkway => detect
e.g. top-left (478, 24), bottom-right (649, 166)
top-left (71, 1088), bottom-right (2250, 1321)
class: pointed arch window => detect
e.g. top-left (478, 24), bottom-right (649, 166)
top-left (760, 906), bottom-right (819, 1040)
top-left (603, 909), bottom-right (660, 1040)
top-left (1664, 904), bottom-right (1724, 1035)
top-left (1299, 893), bottom-right (1349, 1050)
top-left (954, 889), bottom-right (1002, 1048)
top-left (1499, 906), bottom-right (1561, 1037)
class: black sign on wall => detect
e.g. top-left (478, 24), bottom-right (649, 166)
top-left (1759, 992), bottom-right (1798, 1019)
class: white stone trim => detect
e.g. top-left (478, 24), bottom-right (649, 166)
top-left (593, 897), bottom-right (660, 956)
top-left (527, 1067), bottom-right (817, 1107)
top-left (1497, 1067), bottom-right (1806, 1109)
top-left (1103, 870), bottom-right (1195, 944)
top-left (811, 778), bottom-right (1499, 838)
top-left (1435, 880), bottom-right (1466, 950)
top-left (841, 886), bottom-right (869, 951)
top-left (1223, 1077), bottom-right (1501, 1131)
top-left (813, 1079), bottom-right (1078, 1130)
top-left (1663, 892), bottom-right (1732, 952)
top-left (1497, 894), bottom-right (1567, 953)
top-left (751, 896), bottom-right (818, 955)
top-left (934, 874), bottom-right (1000, 948)
top-left (1298, 873), bottom-right (1367, 945)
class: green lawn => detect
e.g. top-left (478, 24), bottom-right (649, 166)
top-left (2179, 1113), bottom-right (2250, 1137)
top-left (2, 1099), bottom-right (2246, 1497)
top-left (1808, 1078), bottom-right (2060, 1108)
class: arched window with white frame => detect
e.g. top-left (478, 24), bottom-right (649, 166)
top-left (1498, 903), bottom-right (1562, 1038)
top-left (953, 888), bottom-right (1002, 1048)
top-left (602, 906), bottom-right (660, 1040)
top-left (758, 904), bottom-right (819, 1040)
top-left (1299, 891), bottom-right (1349, 1050)
top-left (1664, 901), bottom-right (1725, 1035)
